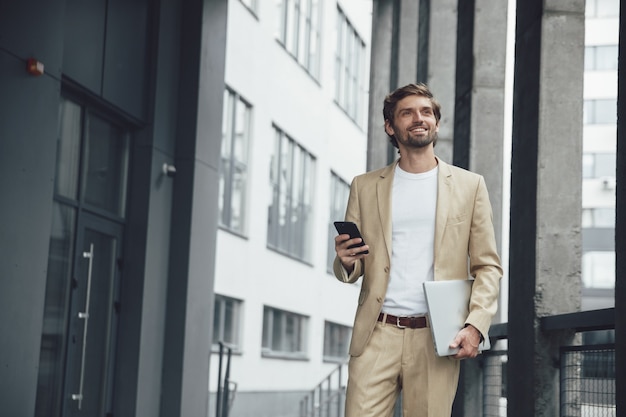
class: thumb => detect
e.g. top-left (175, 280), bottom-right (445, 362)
top-left (449, 335), bottom-right (461, 349)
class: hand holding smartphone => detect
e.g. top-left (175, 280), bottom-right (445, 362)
top-left (334, 221), bottom-right (369, 254)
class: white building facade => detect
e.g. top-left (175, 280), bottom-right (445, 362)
top-left (582, 0), bottom-right (619, 311)
top-left (210, 0), bottom-right (372, 415)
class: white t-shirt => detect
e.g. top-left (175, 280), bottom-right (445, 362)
top-left (382, 164), bottom-right (438, 316)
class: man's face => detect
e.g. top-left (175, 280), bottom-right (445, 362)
top-left (385, 95), bottom-right (439, 149)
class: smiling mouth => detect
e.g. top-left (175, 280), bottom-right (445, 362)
top-left (409, 126), bottom-right (427, 134)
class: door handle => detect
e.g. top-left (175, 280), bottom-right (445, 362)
top-left (72, 243), bottom-right (94, 410)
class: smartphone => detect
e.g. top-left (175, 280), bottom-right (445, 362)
top-left (334, 221), bottom-right (369, 254)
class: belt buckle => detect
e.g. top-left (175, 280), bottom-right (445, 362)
top-left (396, 316), bottom-right (406, 329)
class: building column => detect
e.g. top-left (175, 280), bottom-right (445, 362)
top-left (367, 0), bottom-right (431, 170)
top-left (159, 0), bottom-right (227, 416)
top-left (367, 0), bottom-right (395, 170)
top-left (427, 0), bottom-right (458, 164)
top-left (508, 1), bottom-right (585, 416)
top-left (615, 0), bottom-right (625, 413)
top-left (452, 1), bottom-right (508, 416)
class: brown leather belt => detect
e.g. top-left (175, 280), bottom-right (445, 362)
top-left (377, 313), bottom-right (428, 329)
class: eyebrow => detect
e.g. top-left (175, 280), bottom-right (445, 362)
top-left (397, 104), bottom-right (433, 114)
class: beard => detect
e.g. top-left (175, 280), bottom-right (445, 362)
top-left (396, 124), bottom-right (438, 149)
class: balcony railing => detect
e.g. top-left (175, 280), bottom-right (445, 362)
top-left (480, 308), bottom-right (616, 417)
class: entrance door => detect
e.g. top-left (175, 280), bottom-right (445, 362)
top-left (63, 214), bottom-right (122, 417)
top-left (35, 95), bottom-right (131, 417)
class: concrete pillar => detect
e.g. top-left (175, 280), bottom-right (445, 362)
top-left (159, 0), bottom-right (227, 416)
top-left (508, 1), bottom-right (584, 416)
top-left (396, 0), bottom-right (420, 86)
top-left (367, 0), bottom-right (432, 170)
top-left (367, 0), bottom-right (394, 170)
top-left (427, 0), bottom-right (458, 164)
top-left (615, 1), bottom-right (625, 413)
top-left (452, 1), bottom-right (508, 416)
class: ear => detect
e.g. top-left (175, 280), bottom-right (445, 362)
top-left (384, 120), bottom-right (395, 136)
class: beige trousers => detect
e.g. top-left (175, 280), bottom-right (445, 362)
top-left (345, 321), bottom-right (460, 417)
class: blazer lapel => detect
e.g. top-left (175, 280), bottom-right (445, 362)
top-left (434, 157), bottom-right (451, 273)
top-left (376, 161), bottom-right (397, 262)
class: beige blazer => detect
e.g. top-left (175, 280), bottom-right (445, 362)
top-left (334, 157), bottom-right (502, 357)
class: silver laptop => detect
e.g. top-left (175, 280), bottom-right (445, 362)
top-left (423, 279), bottom-right (491, 357)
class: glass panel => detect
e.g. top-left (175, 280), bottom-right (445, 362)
top-left (219, 90), bottom-right (234, 227)
top-left (596, 0), bottom-right (620, 17)
top-left (583, 100), bottom-right (593, 125)
top-left (584, 46), bottom-right (595, 70)
top-left (594, 208), bottom-right (615, 227)
top-left (212, 298), bottom-right (223, 344)
top-left (595, 45), bottom-right (618, 71)
top-left (582, 251), bottom-right (615, 288)
top-left (262, 307), bottom-right (271, 348)
top-left (82, 113), bottom-right (129, 216)
top-left (223, 299), bottom-right (234, 343)
top-left (272, 310), bottom-right (283, 350)
top-left (594, 99), bottom-right (617, 124)
top-left (595, 153), bottom-right (616, 178)
top-left (582, 154), bottom-right (594, 179)
top-left (233, 98), bottom-right (249, 163)
top-left (35, 203), bottom-right (76, 417)
top-left (56, 99), bottom-right (82, 199)
top-left (231, 163), bottom-right (246, 231)
top-left (582, 209), bottom-right (593, 228)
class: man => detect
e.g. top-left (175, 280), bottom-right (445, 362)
top-left (334, 83), bottom-right (502, 417)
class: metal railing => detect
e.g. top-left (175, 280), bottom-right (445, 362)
top-left (561, 344), bottom-right (616, 417)
top-left (479, 308), bottom-right (616, 417)
top-left (299, 362), bottom-right (347, 417)
top-left (215, 342), bottom-right (237, 417)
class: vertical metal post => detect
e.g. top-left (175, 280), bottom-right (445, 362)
top-left (221, 346), bottom-right (232, 417)
top-left (337, 365), bottom-right (343, 417)
top-left (216, 342), bottom-right (224, 417)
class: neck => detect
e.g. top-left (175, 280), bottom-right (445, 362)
top-left (397, 148), bottom-right (437, 174)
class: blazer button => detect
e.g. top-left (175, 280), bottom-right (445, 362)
top-left (376, 297), bottom-right (382, 303)
top-left (384, 267), bottom-right (389, 273)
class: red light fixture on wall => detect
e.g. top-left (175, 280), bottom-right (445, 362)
top-left (27, 58), bottom-right (44, 76)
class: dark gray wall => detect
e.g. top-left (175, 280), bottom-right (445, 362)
top-left (0, 0), bottom-right (227, 415)
top-left (0, 2), bottom-right (65, 415)
top-left (62, 0), bottom-right (150, 119)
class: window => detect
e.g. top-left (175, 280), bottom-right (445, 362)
top-left (335, 7), bottom-right (366, 125)
top-left (276, 0), bottom-right (322, 79)
top-left (323, 321), bottom-right (351, 362)
top-left (262, 306), bottom-right (308, 358)
top-left (583, 153), bottom-right (616, 179)
top-left (582, 208), bottom-right (615, 228)
top-left (212, 295), bottom-right (243, 350)
top-left (585, 0), bottom-right (620, 18)
top-left (582, 251), bottom-right (615, 289)
top-left (327, 172), bottom-right (350, 271)
top-left (267, 126), bottom-right (316, 261)
top-left (219, 88), bottom-right (251, 234)
top-left (585, 45), bottom-right (618, 71)
top-left (584, 99), bottom-right (617, 125)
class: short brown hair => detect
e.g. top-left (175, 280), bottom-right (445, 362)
top-left (383, 83), bottom-right (441, 148)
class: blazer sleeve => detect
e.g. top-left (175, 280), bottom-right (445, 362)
top-left (465, 175), bottom-right (503, 339)
top-left (333, 175), bottom-right (365, 284)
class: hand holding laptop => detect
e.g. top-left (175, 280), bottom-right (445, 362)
top-left (449, 324), bottom-right (482, 359)
top-left (423, 279), bottom-right (491, 357)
